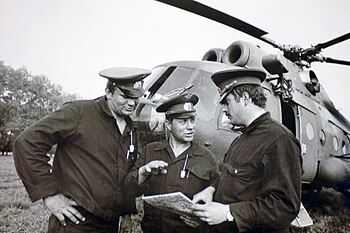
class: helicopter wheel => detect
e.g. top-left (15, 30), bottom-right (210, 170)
top-left (339, 188), bottom-right (350, 198)
top-left (302, 183), bottom-right (322, 194)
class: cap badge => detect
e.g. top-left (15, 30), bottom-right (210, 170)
top-left (184, 93), bottom-right (193, 99)
top-left (133, 81), bottom-right (142, 89)
top-left (183, 102), bottom-right (193, 111)
top-left (220, 80), bottom-right (238, 96)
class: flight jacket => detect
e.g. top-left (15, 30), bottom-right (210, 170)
top-left (13, 96), bottom-right (138, 221)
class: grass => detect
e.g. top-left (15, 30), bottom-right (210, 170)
top-left (0, 155), bottom-right (49, 232)
top-left (1, 155), bottom-right (350, 232)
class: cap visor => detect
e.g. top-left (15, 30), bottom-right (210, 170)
top-left (119, 87), bottom-right (143, 98)
top-left (219, 92), bottom-right (229, 104)
top-left (167, 111), bottom-right (196, 119)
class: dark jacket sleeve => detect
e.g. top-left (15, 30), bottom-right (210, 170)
top-left (13, 103), bottom-right (79, 202)
top-left (230, 134), bottom-right (302, 232)
top-left (210, 157), bottom-right (224, 190)
top-left (124, 144), bottom-right (149, 199)
top-left (207, 151), bottom-right (221, 190)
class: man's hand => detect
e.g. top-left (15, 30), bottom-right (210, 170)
top-left (119, 215), bottom-right (132, 233)
top-left (43, 193), bottom-right (85, 226)
top-left (191, 202), bottom-right (229, 225)
top-left (138, 160), bottom-right (168, 184)
top-left (180, 215), bottom-right (201, 228)
top-left (192, 186), bottom-right (215, 204)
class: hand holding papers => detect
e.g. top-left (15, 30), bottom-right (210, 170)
top-left (142, 192), bottom-right (195, 217)
top-left (142, 192), bottom-right (201, 226)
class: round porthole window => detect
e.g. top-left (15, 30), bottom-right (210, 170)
top-left (306, 123), bottom-right (314, 141)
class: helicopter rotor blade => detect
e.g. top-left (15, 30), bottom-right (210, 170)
top-left (154, 0), bottom-right (350, 68)
top-left (154, 0), bottom-right (281, 48)
top-left (323, 57), bottom-right (350, 66)
top-left (315, 32), bottom-right (350, 51)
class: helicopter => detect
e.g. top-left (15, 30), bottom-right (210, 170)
top-left (132, 0), bottom-right (350, 194)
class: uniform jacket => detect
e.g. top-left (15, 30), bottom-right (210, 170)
top-left (125, 140), bottom-right (220, 233)
top-left (212, 112), bottom-right (302, 233)
top-left (13, 96), bottom-right (138, 221)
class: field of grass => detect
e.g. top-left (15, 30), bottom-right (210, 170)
top-left (1, 155), bottom-right (350, 233)
top-left (0, 155), bottom-right (49, 232)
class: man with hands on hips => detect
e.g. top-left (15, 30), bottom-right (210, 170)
top-left (190, 68), bottom-right (302, 233)
top-left (13, 67), bottom-right (150, 232)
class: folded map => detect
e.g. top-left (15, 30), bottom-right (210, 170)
top-left (142, 192), bottom-right (196, 217)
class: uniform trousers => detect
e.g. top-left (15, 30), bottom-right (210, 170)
top-left (47, 207), bottom-right (119, 233)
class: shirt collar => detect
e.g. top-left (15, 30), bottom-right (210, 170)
top-left (96, 96), bottom-right (136, 130)
top-left (154, 140), bottom-right (205, 156)
top-left (244, 112), bottom-right (270, 134)
top-left (96, 96), bottom-right (113, 117)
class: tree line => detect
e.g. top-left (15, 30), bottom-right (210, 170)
top-left (0, 61), bottom-right (79, 155)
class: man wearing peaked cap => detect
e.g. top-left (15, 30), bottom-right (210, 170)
top-left (13, 67), bottom-right (150, 232)
top-left (190, 68), bottom-right (302, 233)
top-left (100, 67), bottom-right (150, 99)
top-left (211, 68), bottom-right (266, 104)
top-left (125, 93), bottom-right (220, 233)
top-left (156, 93), bottom-right (199, 118)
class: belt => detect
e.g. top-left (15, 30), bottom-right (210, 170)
top-left (75, 206), bottom-right (119, 227)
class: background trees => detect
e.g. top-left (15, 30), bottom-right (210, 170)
top-left (0, 61), bottom-right (79, 155)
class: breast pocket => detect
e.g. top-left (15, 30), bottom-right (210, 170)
top-left (221, 163), bottom-right (253, 182)
top-left (188, 167), bottom-right (210, 181)
top-left (180, 168), bottom-right (211, 198)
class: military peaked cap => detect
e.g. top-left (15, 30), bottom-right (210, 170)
top-left (156, 93), bottom-right (199, 119)
top-left (211, 68), bottom-right (266, 103)
top-left (99, 67), bottom-right (151, 98)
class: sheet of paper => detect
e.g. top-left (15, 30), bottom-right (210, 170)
top-left (142, 192), bottom-right (195, 217)
top-left (291, 202), bottom-right (313, 227)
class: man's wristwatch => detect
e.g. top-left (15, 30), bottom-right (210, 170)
top-left (226, 210), bottom-right (234, 222)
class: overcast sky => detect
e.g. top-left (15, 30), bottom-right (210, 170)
top-left (1, 0), bottom-right (349, 118)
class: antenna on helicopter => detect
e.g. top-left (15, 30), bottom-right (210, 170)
top-left (155, 0), bottom-right (350, 67)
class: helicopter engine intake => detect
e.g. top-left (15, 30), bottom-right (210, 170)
top-left (222, 41), bottom-right (266, 70)
top-left (202, 48), bottom-right (224, 62)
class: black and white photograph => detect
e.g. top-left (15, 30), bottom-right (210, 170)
top-left (1, 0), bottom-right (350, 232)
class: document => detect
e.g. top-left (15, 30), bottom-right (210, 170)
top-left (291, 202), bottom-right (313, 227)
top-left (142, 192), bottom-right (196, 217)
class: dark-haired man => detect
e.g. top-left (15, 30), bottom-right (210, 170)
top-left (13, 67), bottom-right (149, 232)
top-left (125, 93), bottom-right (219, 233)
top-left (191, 68), bottom-right (302, 233)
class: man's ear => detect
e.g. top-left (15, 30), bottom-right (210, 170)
top-left (242, 92), bottom-right (251, 106)
top-left (165, 119), bottom-right (172, 132)
top-left (105, 88), bottom-right (112, 99)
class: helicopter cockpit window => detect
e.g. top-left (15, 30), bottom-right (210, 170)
top-left (134, 66), bottom-right (220, 135)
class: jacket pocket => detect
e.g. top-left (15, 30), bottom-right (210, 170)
top-left (221, 163), bottom-right (253, 182)
top-left (187, 167), bottom-right (210, 180)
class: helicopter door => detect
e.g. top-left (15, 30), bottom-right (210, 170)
top-left (296, 105), bottom-right (319, 183)
top-left (281, 101), bottom-right (296, 137)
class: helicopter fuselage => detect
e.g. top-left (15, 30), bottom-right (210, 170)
top-left (133, 41), bottom-right (350, 191)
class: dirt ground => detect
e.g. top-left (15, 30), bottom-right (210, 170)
top-left (1, 156), bottom-right (350, 233)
